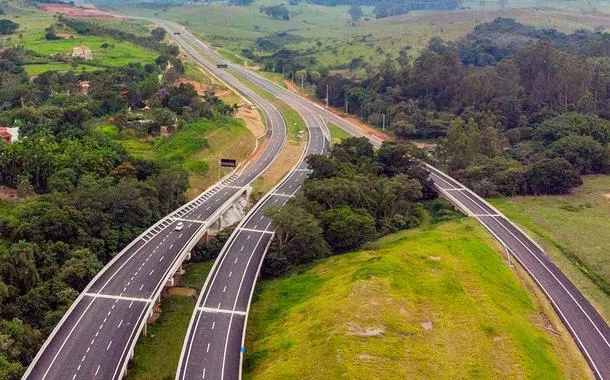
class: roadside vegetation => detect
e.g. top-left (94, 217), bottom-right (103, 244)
top-left (263, 137), bottom-right (456, 277)
top-left (489, 175), bottom-right (610, 321)
top-left (244, 218), bottom-right (590, 379)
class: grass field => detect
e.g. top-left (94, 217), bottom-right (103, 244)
top-left (111, 0), bottom-right (610, 72)
top-left (96, 117), bottom-right (256, 198)
top-left (488, 175), bottom-right (610, 322)
top-left (327, 123), bottom-right (351, 142)
top-left (127, 261), bottom-right (213, 380)
top-left (243, 218), bottom-right (590, 379)
top-left (1, 2), bottom-right (158, 75)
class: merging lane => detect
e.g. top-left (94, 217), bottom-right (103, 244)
top-left (163, 21), bottom-right (609, 380)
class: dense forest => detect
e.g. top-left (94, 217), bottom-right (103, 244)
top-left (0, 18), bottom-right (234, 379)
top-left (258, 18), bottom-right (610, 196)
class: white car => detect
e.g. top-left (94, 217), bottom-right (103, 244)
top-left (174, 222), bottom-right (184, 231)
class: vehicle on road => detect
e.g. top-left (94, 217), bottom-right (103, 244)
top-left (174, 222), bottom-right (184, 231)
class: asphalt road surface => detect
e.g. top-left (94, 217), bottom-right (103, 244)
top-left (164, 21), bottom-right (609, 380)
top-left (176, 102), bottom-right (329, 380)
top-left (23, 38), bottom-right (289, 380)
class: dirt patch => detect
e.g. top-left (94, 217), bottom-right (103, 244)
top-left (39, 4), bottom-right (117, 18)
top-left (345, 322), bottom-right (385, 337)
top-left (421, 321), bottom-right (433, 330)
top-left (284, 80), bottom-right (299, 93)
top-left (0, 186), bottom-right (19, 201)
top-left (428, 256), bottom-right (441, 261)
top-left (236, 103), bottom-right (265, 138)
top-left (604, 193), bottom-right (610, 200)
top-left (178, 78), bottom-right (210, 95)
top-left (148, 302), bottom-right (162, 324)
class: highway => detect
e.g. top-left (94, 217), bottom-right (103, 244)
top-left (176, 106), bottom-right (328, 380)
top-left (22, 36), bottom-right (289, 380)
top-left (163, 21), bottom-right (609, 380)
top-left (160, 22), bottom-right (331, 380)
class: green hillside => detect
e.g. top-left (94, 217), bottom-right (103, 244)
top-left (244, 219), bottom-right (590, 379)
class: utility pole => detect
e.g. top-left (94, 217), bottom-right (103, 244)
top-left (382, 113), bottom-right (386, 131)
top-left (301, 72), bottom-right (304, 92)
top-left (292, 71), bottom-right (295, 83)
top-left (326, 84), bottom-right (329, 108)
top-left (345, 98), bottom-right (348, 114)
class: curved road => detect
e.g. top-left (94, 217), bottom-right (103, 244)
top-left (164, 21), bottom-right (609, 380)
top-left (22, 35), bottom-right (288, 380)
top-left (161, 23), bottom-right (330, 380)
top-left (176, 105), bottom-right (328, 380)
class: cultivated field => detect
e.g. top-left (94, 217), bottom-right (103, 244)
top-left (489, 175), bottom-right (610, 322)
top-left (243, 218), bottom-right (590, 379)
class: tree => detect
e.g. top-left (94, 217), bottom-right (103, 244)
top-left (0, 242), bottom-right (39, 294)
top-left (150, 27), bottom-right (166, 42)
top-left (525, 158), bottom-right (582, 195)
top-left (391, 120), bottom-right (416, 140)
top-left (0, 20), bottom-right (18, 35)
top-left (348, 2), bottom-right (363, 25)
top-left (264, 204), bottom-right (330, 276)
top-left (544, 135), bottom-right (608, 174)
top-left (322, 206), bottom-right (375, 252)
top-left (306, 154), bottom-right (338, 179)
top-left (59, 249), bottom-right (102, 290)
top-left (332, 137), bottom-right (375, 165)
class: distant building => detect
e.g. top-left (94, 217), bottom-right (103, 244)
top-left (0, 125), bottom-right (18, 143)
top-left (0, 128), bottom-right (11, 144)
top-left (72, 46), bottom-right (93, 60)
top-left (80, 80), bottom-right (90, 94)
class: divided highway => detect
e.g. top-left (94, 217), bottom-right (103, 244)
top-left (22, 40), bottom-right (288, 380)
top-left (164, 21), bottom-right (609, 380)
top-left (176, 106), bottom-right (328, 380)
top-left (161, 22), bottom-right (331, 380)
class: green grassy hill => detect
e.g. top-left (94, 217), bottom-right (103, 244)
top-left (244, 219), bottom-right (590, 379)
top-left (489, 175), bottom-right (610, 323)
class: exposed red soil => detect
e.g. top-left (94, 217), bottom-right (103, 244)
top-left (39, 4), bottom-right (118, 18)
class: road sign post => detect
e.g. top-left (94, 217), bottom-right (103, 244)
top-left (219, 158), bottom-right (237, 180)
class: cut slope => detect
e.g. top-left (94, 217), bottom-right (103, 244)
top-left (244, 219), bottom-right (591, 379)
